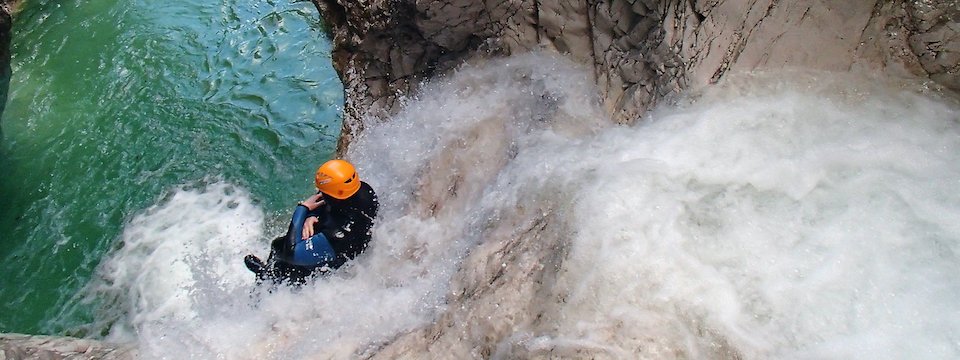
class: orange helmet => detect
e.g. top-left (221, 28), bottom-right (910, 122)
top-left (315, 159), bottom-right (361, 199)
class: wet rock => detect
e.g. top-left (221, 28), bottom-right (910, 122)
top-left (0, 333), bottom-right (136, 360)
top-left (314, 0), bottom-right (960, 154)
top-left (0, 0), bottom-right (16, 116)
top-left (310, 0), bottom-right (960, 357)
top-left (906, 0), bottom-right (960, 89)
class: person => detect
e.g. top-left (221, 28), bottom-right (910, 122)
top-left (244, 159), bottom-right (378, 286)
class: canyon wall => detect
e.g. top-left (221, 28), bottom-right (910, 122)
top-left (314, 0), bottom-right (959, 153)
top-left (0, 333), bottom-right (135, 359)
top-left (1, 1), bottom-right (957, 358)
top-left (0, 0), bottom-right (16, 116)
top-left (311, 0), bottom-right (959, 358)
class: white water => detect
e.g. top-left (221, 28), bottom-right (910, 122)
top-left (90, 54), bottom-right (960, 359)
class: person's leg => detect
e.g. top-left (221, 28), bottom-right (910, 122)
top-left (244, 254), bottom-right (267, 279)
top-left (244, 235), bottom-right (286, 283)
top-left (270, 261), bottom-right (318, 286)
top-left (292, 232), bottom-right (336, 266)
top-left (246, 227), bottom-right (332, 286)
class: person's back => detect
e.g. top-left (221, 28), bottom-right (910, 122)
top-left (313, 180), bottom-right (378, 268)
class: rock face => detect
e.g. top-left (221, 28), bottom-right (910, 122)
top-left (311, 0), bottom-right (960, 358)
top-left (0, 0), bottom-right (16, 116)
top-left (314, 0), bottom-right (959, 153)
top-left (0, 333), bottom-right (136, 360)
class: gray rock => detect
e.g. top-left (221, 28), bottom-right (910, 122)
top-left (310, 0), bottom-right (960, 356)
top-left (313, 0), bottom-right (960, 154)
top-left (0, 333), bottom-right (136, 360)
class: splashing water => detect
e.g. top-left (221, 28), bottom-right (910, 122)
top-left (86, 182), bottom-right (264, 339)
top-left (92, 54), bottom-right (960, 359)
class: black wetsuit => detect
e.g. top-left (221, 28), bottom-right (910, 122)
top-left (311, 181), bottom-right (379, 268)
top-left (250, 181), bottom-right (378, 286)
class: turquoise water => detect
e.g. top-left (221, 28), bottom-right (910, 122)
top-left (0, 0), bottom-right (342, 335)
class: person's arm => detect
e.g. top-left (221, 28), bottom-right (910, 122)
top-left (276, 194), bottom-right (324, 262)
top-left (301, 193), bottom-right (326, 239)
top-left (302, 216), bottom-right (320, 239)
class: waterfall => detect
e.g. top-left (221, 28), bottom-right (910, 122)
top-left (93, 53), bottom-right (960, 359)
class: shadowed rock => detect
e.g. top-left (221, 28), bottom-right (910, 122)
top-left (0, 0), bottom-right (15, 119)
top-left (310, 0), bottom-right (960, 358)
top-left (314, 0), bottom-right (959, 154)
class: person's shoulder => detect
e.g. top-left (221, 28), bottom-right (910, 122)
top-left (360, 181), bottom-right (376, 194)
top-left (357, 182), bottom-right (378, 205)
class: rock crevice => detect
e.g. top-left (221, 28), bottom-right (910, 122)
top-left (310, 0), bottom-right (960, 357)
top-left (315, 0), bottom-right (959, 154)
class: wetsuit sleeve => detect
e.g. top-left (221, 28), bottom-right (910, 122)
top-left (275, 205), bottom-right (309, 262)
top-left (306, 202), bottom-right (324, 218)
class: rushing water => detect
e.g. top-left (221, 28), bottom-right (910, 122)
top-left (0, 0), bottom-right (342, 335)
top-left (82, 53), bottom-right (960, 359)
top-left (2, 2), bottom-right (959, 358)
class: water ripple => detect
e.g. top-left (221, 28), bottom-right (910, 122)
top-left (0, 0), bottom-right (342, 334)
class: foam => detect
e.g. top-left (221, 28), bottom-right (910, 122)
top-left (85, 182), bottom-right (263, 341)
top-left (90, 54), bottom-right (960, 359)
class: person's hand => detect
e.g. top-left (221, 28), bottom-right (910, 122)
top-left (302, 216), bottom-right (320, 239)
top-left (300, 193), bottom-right (324, 211)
